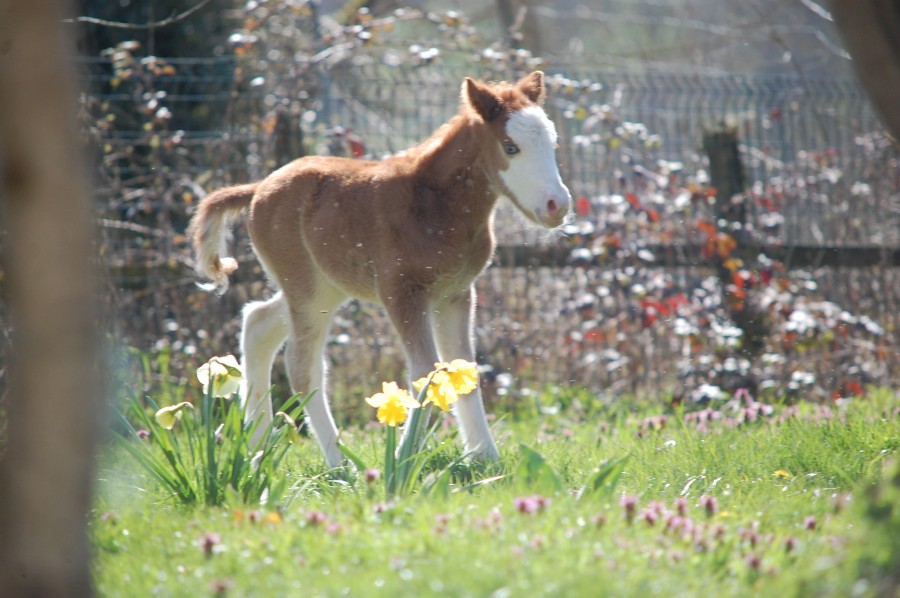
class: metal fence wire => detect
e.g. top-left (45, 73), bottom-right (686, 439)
top-left (78, 57), bottom-right (899, 420)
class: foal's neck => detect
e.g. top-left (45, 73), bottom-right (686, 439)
top-left (414, 114), bottom-right (499, 223)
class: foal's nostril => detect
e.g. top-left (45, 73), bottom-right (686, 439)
top-left (547, 199), bottom-right (559, 214)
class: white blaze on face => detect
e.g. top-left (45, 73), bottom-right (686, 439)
top-left (498, 106), bottom-right (572, 227)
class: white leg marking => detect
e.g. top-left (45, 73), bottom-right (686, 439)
top-left (433, 287), bottom-right (499, 460)
top-left (240, 293), bottom-right (289, 447)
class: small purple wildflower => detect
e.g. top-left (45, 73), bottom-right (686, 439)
top-left (200, 532), bottom-right (221, 558)
top-left (784, 536), bottom-right (798, 553)
top-left (620, 495), bottom-right (638, 523)
top-left (364, 468), bottom-right (380, 484)
top-left (745, 553), bottom-right (762, 571)
top-left (664, 514), bottom-right (683, 534)
top-left (514, 496), bottom-right (539, 514)
top-left (306, 510), bottom-right (329, 527)
top-left (734, 388), bottom-right (754, 405)
top-left (739, 525), bottom-right (760, 548)
top-left (700, 495), bottom-right (718, 518)
top-left (514, 495), bottom-right (550, 515)
top-left (803, 515), bottom-right (817, 531)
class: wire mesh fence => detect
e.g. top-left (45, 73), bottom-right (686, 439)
top-left (72, 56), bottom-right (899, 420)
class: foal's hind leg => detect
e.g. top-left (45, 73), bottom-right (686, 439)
top-left (240, 292), bottom-right (289, 447)
top-left (282, 286), bottom-right (346, 469)
top-left (432, 287), bottom-right (500, 461)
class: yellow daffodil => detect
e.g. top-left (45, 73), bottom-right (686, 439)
top-left (439, 359), bottom-right (478, 395)
top-left (413, 370), bottom-right (458, 412)
top-left (365, 381), bottom-right (420, 426)
top-left (155, 401), bottom-right (193, 429)
top-left (196, 354), bottom-right (243, 398)
top-left (413, 360), bottom-right (479, 412)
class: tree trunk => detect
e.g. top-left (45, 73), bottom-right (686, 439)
top-left (830, 0), bottom-right (900, 142)
top-left (0, 0), bottom-right (102, 596)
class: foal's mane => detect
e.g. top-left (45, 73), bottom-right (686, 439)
top-left (403, 78), bottom-right (534, 187)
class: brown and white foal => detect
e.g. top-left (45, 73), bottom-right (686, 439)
top-left (190, 71), bottom-right (571, 466)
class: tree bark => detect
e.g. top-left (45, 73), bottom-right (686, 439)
top-left (0, 0), bottom-right (102, 595)
top-left (830, 0), bottom-right (900, 142)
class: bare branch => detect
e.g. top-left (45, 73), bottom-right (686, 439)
top-left (63, 0), bottom-right (212, 30)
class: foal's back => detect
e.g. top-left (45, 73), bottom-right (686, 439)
top-left (245, 152), bottom-right (428, 302)
top-left (246, 124), bottom-right (494, 304)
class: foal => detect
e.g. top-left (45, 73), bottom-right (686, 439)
top-left (190, 71), bottom-right (571, 466)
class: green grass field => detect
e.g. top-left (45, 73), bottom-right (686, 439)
top-left (93, 387), bottom-right (900, 597)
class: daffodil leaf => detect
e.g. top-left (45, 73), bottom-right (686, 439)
top-left (456, 474), bottom-right (507, 493)
top-left (338, 442), bottom-right (369, 473)
top-left (421, 466), bottom-right (452, 499)
top-left (578, 455), bottom-right (629, 500)
top-left (516, 444), bottom-right (563, 493)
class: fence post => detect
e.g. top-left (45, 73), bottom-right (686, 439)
top-left (274, 108), bottom-right (304, 166)
top-left (702, 125), bottom-right (746, 225)
top-left (702, 125), bottom-right (768, 361)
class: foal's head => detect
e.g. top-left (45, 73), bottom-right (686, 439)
top-left (465, 72), bottom-right (572, 228)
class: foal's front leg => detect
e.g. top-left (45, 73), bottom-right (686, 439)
top-left (379, 287), bottom-right (442, 442)
top-left (433, 287), bottom-right (500, 461)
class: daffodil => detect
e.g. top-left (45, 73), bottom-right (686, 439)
top-left (365, 381), bottom-right (420, 426)
top-left (196, 354), bottom-right (243, 398)
top-left (438, 359), bottom-right (478, 395)
top-left (413, 370), bottom-right (458, 411)
top-left (155, 401), bottom-right (194, 429)
top-left (412, 360), bottom-right (479, 412)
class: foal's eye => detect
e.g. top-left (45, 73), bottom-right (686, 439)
top-left (503, 141), bottom-right (520, 156)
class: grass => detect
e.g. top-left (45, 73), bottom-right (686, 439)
top-left (92, 387), bottom-right (899, 597)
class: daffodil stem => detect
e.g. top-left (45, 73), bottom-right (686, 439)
top-left (394, 405), bottom-right (419, 496)
top-left (385, 425), bottom-right (397, 497)
top-left (394, 402), bottom-right (434, 496)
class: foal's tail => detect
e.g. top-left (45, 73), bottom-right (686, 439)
top-left (188, 182), bottom-right (258, 293)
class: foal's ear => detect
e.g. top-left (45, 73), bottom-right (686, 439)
top-left (463, 77), bottom-right (504, 122)
top-left (517, 71), bottom-right (546, 105)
